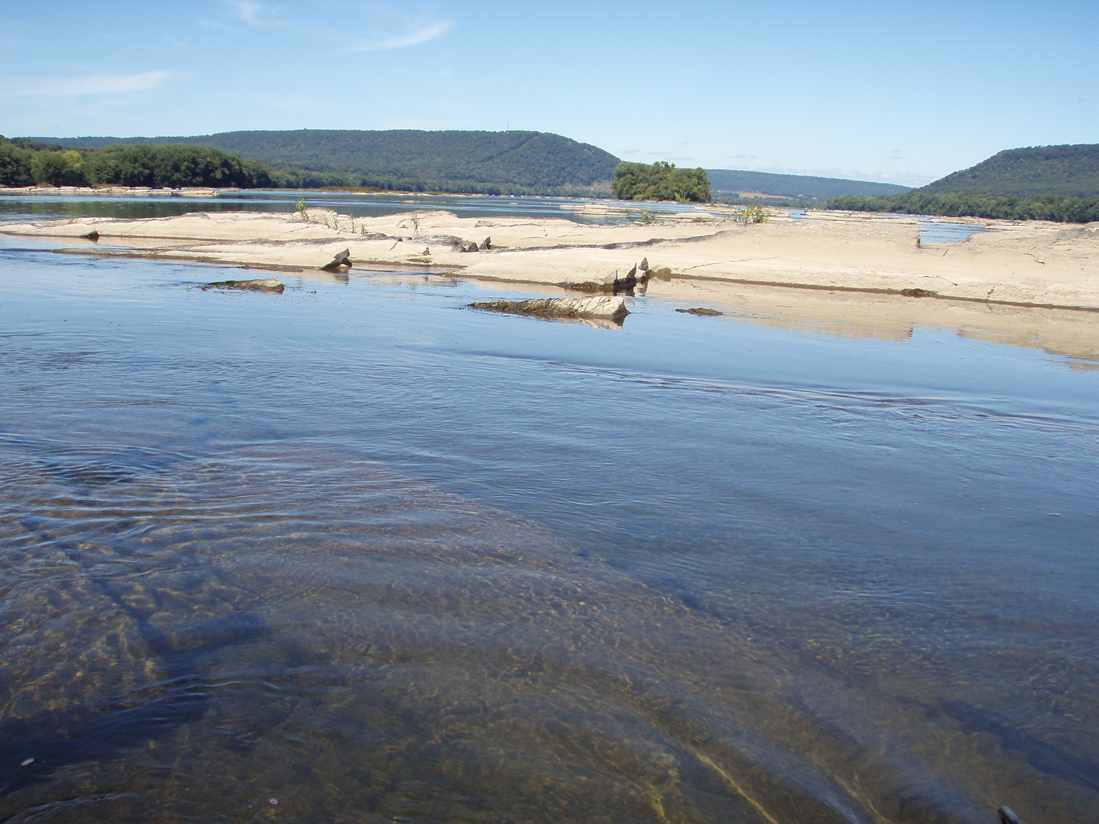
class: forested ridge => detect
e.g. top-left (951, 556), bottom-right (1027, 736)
top-left (706, 168), bottom-right (908, 202)
top-left (22, 130), bottom-right (621, 195)
top-left (830, 144), bottom-right (1099, 223)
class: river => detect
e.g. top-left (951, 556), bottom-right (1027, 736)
top-left (0, 196), bottom-right (1096, 823)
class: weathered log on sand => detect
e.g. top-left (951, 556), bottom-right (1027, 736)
top-left (321, 248), bottom-right (352, 272)
top-left (202, 279), bottom-right (285, 293)
top-left (469, 295), bottom-right (628, 323)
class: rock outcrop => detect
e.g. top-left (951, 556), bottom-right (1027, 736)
top-left (469, 295), bottom-right (628, 323)
top-left (321, 249), bottom-right (352, 272)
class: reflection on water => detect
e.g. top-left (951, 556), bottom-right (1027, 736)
top-left (1, 238), bottom-right (1097, 822)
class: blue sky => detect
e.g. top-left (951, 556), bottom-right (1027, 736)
top-left (1, 0), bottom-right (1096, 185)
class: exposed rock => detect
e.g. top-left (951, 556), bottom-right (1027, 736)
top-left (469, 295), bottom-right (628, 323)
top-left (80, 230), bottom-right (100, 242)
top-left (459, 240), bottom-right (480, 253)
top-left (422, 247), bottom-right (431, 255)
top-left (321, 248), bottom-right (352, 272)
top-left (676, 307), bottom-right (724, 316)
top-left (899, 288), bottom-right (936, 298)
top-left (998, 808), bottom-right (1023, 824)
top-left (560, 265), bottom-right (648, 296)
top-left (480, 236), bottom-right (492, 251)
top-left (202, 279), bottom-right (285, 293)
top-left (639, 257), bottom-right (649, 271)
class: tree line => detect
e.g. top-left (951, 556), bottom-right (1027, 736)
top-left (612, 161), bottom-right (711, 202)
top-left (829, 192), bottom-right (1099, 224)
top-left (0, 138), bottom-right (275, 188)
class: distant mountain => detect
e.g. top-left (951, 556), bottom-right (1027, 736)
top-left (706, 168), bottom-right (909, 202)
top-left (920, 144), bottom-right (1099, 197)
top-left (25, 130), bottom-right (620, 194)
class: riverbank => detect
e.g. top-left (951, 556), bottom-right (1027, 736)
top-left (3, 206), bottom-right (1096, 309)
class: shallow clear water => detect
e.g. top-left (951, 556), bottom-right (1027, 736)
top-left (0, 227), bottom-right (1097, 822)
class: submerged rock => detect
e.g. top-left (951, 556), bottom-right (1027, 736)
top-left (676, 307), bottom-right (724, 316)
top-left (469, 295), bottom-right (628, 323)
top-left (202, 279), bottom-right (285, 294)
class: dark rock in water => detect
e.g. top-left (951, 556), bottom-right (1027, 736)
top-left (202, 279), bottom-right (285, 294)
top-left (469, 296), bottom-right (628, 323)
top-left (80, 230), bottom-right (100, 242)
top-left (900, 288), bottom-right (936, 298)
top-left (639, 257), bottom-right (649, 271)
top-left (560, 266), bottom-right (643, 296)
top-left (321, 248), bottom-right (352, 272)
top-left (650, 266), bottom-right (673, 280)
top-left (480, 236), bottom-right (492, 251)
top-left (676, 307), bottom-right (724, 316)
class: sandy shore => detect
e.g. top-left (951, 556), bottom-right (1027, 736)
top-left (3, 206), bottom-right (1098, 360)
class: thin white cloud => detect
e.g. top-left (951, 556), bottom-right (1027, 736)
top-left (357, 18), bottom-right (453, 51)
top-left (231, 0), bottom-right (262, 25)
top-left (1, 71), bottom-right (169, 98)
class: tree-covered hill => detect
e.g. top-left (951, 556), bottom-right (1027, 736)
top-left (829, 144), bottom-right (1099, 223)
top-left (25, 130), bottom-right (621, 194)
top-left (920, 144), bottom-right (1099, 197)
top-left (706, 168), bottom-right (909, 202)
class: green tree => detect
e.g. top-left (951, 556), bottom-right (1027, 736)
top-left (30, 150), bottom-right (88, 186)
top-left (0, 142), bottom-right (34, 186)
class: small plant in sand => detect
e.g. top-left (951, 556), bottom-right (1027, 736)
top-left (738, 205), bottom-right (769, 224)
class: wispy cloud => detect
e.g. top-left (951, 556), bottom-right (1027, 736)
top-left (357, 18), bottom-right (453, 51)
top-left (231, 0), bottom-right (262, 25)
top-left (1, 71), bottom-right (169, 98)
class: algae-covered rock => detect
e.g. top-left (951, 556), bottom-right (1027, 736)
top-left (202, 279), bottom-right (285, 293)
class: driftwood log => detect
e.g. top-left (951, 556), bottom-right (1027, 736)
top-left (321, 249), bottom-right (352, 272)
